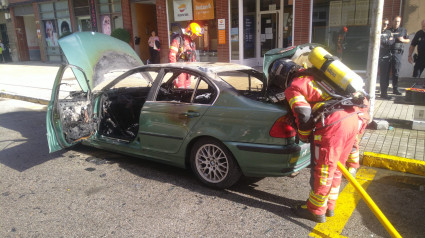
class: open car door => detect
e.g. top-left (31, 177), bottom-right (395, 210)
top-left (47, 32), bottom-right (144, 152)
top-left (46, 65), bottom-right (95, 153)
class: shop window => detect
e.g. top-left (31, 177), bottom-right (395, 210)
top-left (74, 0), bottom-right (90, 16)
top-left (230, 0), bottom-right (239, 60)
top-left (39, 1), bottom-right (70, 62)
top-left (312, 0), bottom-right (373, 70)
top-left (167, 0), bottom-right (218, 63)
top-left (260, 0), bottom-right (280, 11)
top-left (98, 0), bottom-right (122, 35)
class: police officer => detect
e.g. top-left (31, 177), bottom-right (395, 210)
top-left (379, 18), bottom-right (395, 99)
top-left (408, 19), bottom-right (425, 78)
top-left (389, 16), bottom-right (410, 95)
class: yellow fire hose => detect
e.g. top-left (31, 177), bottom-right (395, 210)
top-left (337, 161), bottom-right (402, 238)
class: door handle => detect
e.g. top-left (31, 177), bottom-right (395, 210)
top-left (182, 111), bottom-right (200, 118)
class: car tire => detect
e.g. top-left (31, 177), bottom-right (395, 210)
top-left (190, 138), bottom-right (242, 189)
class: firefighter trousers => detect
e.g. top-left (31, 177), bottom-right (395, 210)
top-left (307, 110), bottom-right (361, 215)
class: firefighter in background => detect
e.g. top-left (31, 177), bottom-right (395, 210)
top-left (269, 58), bottom-right (369, 223)
top-left (169, 22), bottom-right (203, 88)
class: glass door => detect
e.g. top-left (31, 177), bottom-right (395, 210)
top-left (259, 13), bottom-right (278, 57)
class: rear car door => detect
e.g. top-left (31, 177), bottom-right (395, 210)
top-left (138, 68), bottom-right (217, 154)
top-left (46, 65), bottom-right (95, 153)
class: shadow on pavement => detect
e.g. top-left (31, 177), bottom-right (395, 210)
top-left (352, 170), bottom-right (425, 238)
top-left (0, 109), bottom-right (63, 172)
top-left (73, 145), bottom-right (316, 232)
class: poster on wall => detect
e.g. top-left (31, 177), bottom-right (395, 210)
top-left (355, 0), bottom-right (369, 25)
top-left (44, 20), bottom-right (58, 47)
top-left (101, 15), bottom-right (111, 35)
top-left (329, 1), bottom-right (342, 27)
top-left (193, 0), bottom-right (214, 20)
top-left (58, 18), bottom-right (71, 37)
top-left (173, 0), bottom-right (193, 21)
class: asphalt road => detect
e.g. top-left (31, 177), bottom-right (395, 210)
top-left (1, 98), bottom-right (424, 237)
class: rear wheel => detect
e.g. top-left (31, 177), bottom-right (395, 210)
top-left (190, 138), bottom-right (242, 189)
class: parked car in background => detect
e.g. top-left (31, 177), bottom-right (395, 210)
top-left (46, 32), bottom-right (310, 189)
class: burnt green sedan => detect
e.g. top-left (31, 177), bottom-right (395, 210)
top-left (47, 32), bottom-right (310, 189)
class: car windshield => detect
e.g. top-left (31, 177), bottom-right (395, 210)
top-left (92, 70), bottom-right (157, 92)
top-left (217, 70), bottom-right (265, 92)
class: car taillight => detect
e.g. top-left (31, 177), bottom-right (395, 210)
top-left (270, 116), bottom-right (297, 138)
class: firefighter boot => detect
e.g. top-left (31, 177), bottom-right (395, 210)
top-left (348, 167), bottom-right (357, 178)
top-left (326, 209), bottom-right (335, 217)
top-left (292, 204), bottom-right (326, 223)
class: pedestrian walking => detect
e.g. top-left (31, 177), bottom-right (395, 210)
top-left (148, 30), bottom-right (160, 64)
top-left (408, 19), bottom-right (425, 78)
top-left (379, 18), bottom-right (395, 99)
top-left (389, 16), bottom-right (410, 95)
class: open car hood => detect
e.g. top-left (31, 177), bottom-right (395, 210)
top-left (59, 32), bottom-right (143, 91)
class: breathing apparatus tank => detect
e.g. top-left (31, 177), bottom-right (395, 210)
top-left (308, 46), bottom-right (365, 95)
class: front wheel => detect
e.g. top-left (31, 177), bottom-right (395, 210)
top-left (190, 138), bottom-right (242, 189)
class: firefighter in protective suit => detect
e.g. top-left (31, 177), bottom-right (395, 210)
top-left (169, 22), bottom-right (203, 88)
top-left (269, 59), bottom-right (369, 223)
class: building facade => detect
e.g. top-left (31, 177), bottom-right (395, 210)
top-left (5, 0), bottom-right (415, 72)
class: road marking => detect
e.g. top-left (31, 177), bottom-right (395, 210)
top-left (363, 152), bottom-right (425, 176)
top-left (309, 167), bottom-right (377, 238)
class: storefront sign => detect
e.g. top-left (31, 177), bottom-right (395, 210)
top-left (89, 0), bottom-right (98, 31)
top-left (193, 0), bottom-right (214, 20)
top-left (244, 16), bottom-right (255, 49)
top-left (218, 29), bottom-right (226, 45)
top-left (218, 19), bottom-right (225, 30)
top-left (173, 0), bottom-right (193, 21)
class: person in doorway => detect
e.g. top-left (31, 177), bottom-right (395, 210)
top-left (0, 39), bottom-right (4, 63)
top-left (379, 18), bottom-right (395, 99)
top-left (389, 16), bottom-right (410, 95)
top-left (408, 19), bottom-right (425, 78)
top-left (336, 26), bottom-right (347, 60)
top-left (148, 30), bottom-right (160, 64)
top-left (269, 60), bottom-right (369, 223)
top-left (169, 22), bottom-right (203, 88)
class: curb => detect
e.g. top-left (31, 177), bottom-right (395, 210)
top-left (363, 152), bottom-right (425, 177)
top-left (0, 92), bottom-right (49, 105)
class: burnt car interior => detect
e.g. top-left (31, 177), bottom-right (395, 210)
top-left (56, 90), bottom-right (96, 144)
top-left (97, 71), bottom-right (155, 141)
top-left (157, 70), bottom-right (216, 104)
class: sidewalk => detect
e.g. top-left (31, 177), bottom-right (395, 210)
top-left (1, 62), bottom-right (424, 176)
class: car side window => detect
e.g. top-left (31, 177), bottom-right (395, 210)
top-left (218, 70), bottom-right (264, 93)
top-left (110, 71), bottom-right (156, 90)
top-left (156, 70), bottom-right (216, 104)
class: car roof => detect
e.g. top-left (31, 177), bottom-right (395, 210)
top-left (144, 62), bottom-right (255, 74)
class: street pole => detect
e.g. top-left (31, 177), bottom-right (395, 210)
top-left (365, 0), bottom-right (385, 122)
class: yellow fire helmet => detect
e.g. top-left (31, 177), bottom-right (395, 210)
top-left (185, 22), bottom-right (204, 37)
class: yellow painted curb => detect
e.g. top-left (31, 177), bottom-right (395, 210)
top-left (363, 152), bottom-right (425, 176)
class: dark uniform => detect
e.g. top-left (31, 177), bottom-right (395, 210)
top-left (411, 30), bottom-right (425, 78)
top-left (379, 29), bottom-right (395, 97)
top-left (389, 26), bottom-right (409, 94)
